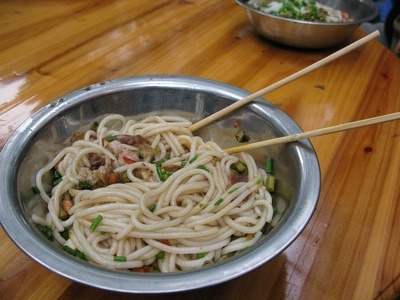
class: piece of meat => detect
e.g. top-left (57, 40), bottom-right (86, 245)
top-left (89, 153), bottom-right (106, 170)
top-left (163, 165), bottom-right (182, 172)
top-left (230, 172), bottom-right (248, 184)
top-left (104, 172), bottom-right (120, 185)
top-left (61, 199), bottom-right (74, 215)
top-left (116, 134), bottom-right (146, 146)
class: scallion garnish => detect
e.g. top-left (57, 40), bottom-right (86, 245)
top-left (230, 161), bottom-right (247, 174)
top-left (149, 204), bottom-right (156, 212)
top-left (53, 177), bottom-right (63, 186)
top-left (105, 135), bottom-right (117, 142)
top-left (235, 130), bottom-right (250, 143)
top-left (90, 121), bottom-right (99, 132)
top-left (53, 169), bottom-right (61, 179)
top-left (261, 223), bottom-right (272, 235)
top-left (189, 156), bottom-right (197, 164)
top-left (114, 256), bottom-right (127, 262)
top-left (256, 178), bottom-right (264, 185)
top-left (60, 227), bottom-right (70, 240)
top-left (265, 157), bottom-right (276, 175)
top-left (197, 165), bottom-right (209, 172)
top-left (89, 214), bottom-right (103, 231)
top-left (78, 180), bottom-right (91, 190)
top-left (76, 251), bottom-right (88, 261)
top-left (36, 224), bottom-right (54, 241)
top-left (156, 160), bottom-right (165, 180)
top-left (156, 252), bottom-right (165, 259)
top-left (59, 208), bottom-right (68, 221)
top-left (214, 198), bottom-right (223, 206)
top-left (31, 186), bottom-right (40, 195)
top-left (265, 175), bottom-right (276, 192)
top-left (62, 244), bottom-right (88, 262)
top-left (62, 245), bottom-right (77, 256)
top-left (196, 252), bottom-right (207, 259)
top-left (228, 188), bottom-right (238, 194)
top-left (155, 159), bottom-right (173, 181)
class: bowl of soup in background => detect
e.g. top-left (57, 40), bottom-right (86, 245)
top-left (236, 0), bottom-right (379, 48)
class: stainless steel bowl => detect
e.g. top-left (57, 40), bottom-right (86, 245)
top-left (236, 0), bottom-right (379, 48)
top-left (0, 75), bottom-right (320, 293)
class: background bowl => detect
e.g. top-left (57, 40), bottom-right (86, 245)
top-left (236, 0), bottom-right (379, 48)
top-left (0, 75), bottom-right (320, 293)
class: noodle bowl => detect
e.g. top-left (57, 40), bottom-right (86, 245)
top-left (34, 114), bottom-right (275, 272)
top-left (0, 75), bottom-right (320, 292)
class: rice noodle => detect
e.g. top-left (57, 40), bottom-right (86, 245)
top-left (35, 114), bottom-right (274, 272)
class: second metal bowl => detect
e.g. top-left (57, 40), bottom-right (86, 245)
top-left (236, 0), bottom-right (379, 48)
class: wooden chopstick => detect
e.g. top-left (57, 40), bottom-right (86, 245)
top-left (188, 30), bottom-right (380, 133)
top-left (224, 112), bottom-right (400, 154)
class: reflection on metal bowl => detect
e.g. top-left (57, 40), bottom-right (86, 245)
top-left (0, 75), bottom-right (320, 293)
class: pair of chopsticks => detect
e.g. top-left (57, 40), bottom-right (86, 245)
top-left (187, 30), bottom-right (400, 154)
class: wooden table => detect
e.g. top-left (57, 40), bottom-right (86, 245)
top-left (0, 1), bottom-right (399, 299)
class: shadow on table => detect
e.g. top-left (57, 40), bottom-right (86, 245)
top-left (58, 254), bottom-right (289, 300)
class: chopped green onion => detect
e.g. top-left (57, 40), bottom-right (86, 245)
top-left (90, 121), bottom-right (99, 132)
top-left (180, 161), bottom-right (187, 167)
top-left (256, 178), bottom-right (264, 185)
top-left (114, 256), bottom-right (127, 262)
top-left (62, 245), bottom-right (88, 262)
top-left (189, 156), bottom-right (197, 164)
top-left (261, 223), bottom-right (273, 235)
top-left (155, 159), bottom-right (173, 181)
top-left (59, 208), bottom-right (68, 221)
top-left (36, 224), bottom-right (54, 241)
top-left (156, 160), bottom-right (165, 180)
top-left (163, 172), bottom-right (173, 181)
top-left (156, 252), bottom-right (165, 259)
top-left (266, 157), bottom-right (276, 175)
top-left (151, 260), bottom-right (161, 273)
top-left (197, 165), bottom-right (209, 172)
top-left (199, 203), bottom-right (206, 209)
top-left (228, 188), bottom-right (238, 194)
top-left (230, 161), bottom-right (247, 174)
top-left (89, 215), bottom-right (103, 231)
top-left (214, 198), bottom-right (223, 206)
top-left (60, 228), bottom-right (70, 240)
top-left (53, 177), bottom-right (63, 186)
top-left (149, 204), bottom-right (156, 212)
top-left (62, 245), bottom-right (77, 256)
top-left (53, 169), bottom-right (61, 179)
top-left (78, 180), bottom-right (91, 190)
top-left (265, 175), bottom-right (276, 192)
top-left (76, 251), bottom-right (88, 261)
top-left (31, 186), bottom-right (40, 195)
top-left (196, 252), bottom-right (207, 259)
top-left (105, 135), bottom-right (117, 142)
top-left (235, 130), bottom-right (250, 143)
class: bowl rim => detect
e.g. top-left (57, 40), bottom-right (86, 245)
top-left (235, 0), bottom-right (379, 26)
top-left (0, 75), bottom-right (321, 293)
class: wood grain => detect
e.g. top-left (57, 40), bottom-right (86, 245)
top-left (0, 0), bottom-right (399, 299)
top-left (189, 30), bottom-right (380, 132)
top-left (224, 112), bottom-right (400, 153)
